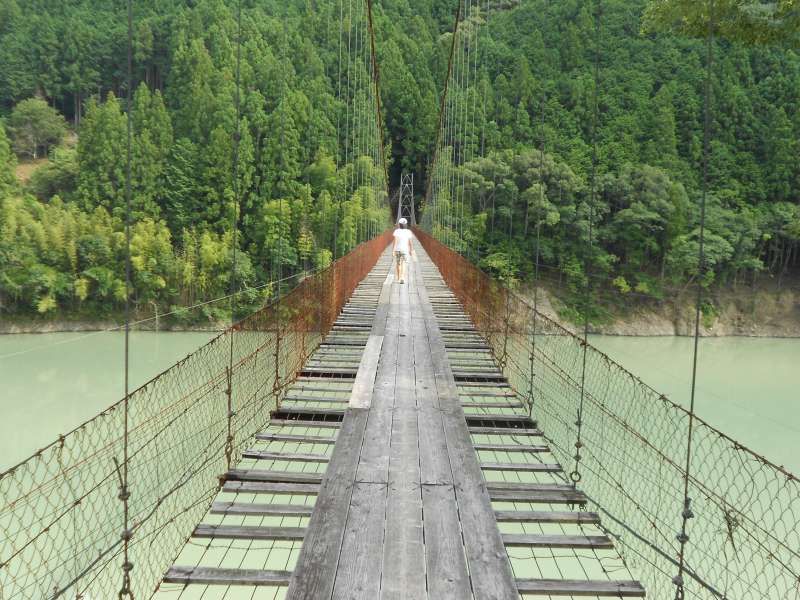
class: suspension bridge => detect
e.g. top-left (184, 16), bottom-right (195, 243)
top-left (1, 0), bottom-right (799, 599)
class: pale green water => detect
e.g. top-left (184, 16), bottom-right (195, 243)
top-left (0, 331), bottom-right (215, 471)
top-left (1, 333), bottom-right (797, 474)
top-left (589, 335), bottom-right (800, 474)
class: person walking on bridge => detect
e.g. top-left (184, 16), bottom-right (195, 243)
top-left (392, 218), bottom-right (414, 284)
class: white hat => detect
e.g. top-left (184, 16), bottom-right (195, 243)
top-left (398, 218), bottom-right (408, 225)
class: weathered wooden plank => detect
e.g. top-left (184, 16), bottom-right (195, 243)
top-left (413, 295), bottom-right (453, 482)
top-left (420, 484), bottom-right (472, 599)
top-left (349, 334), bottom-right (385, 409)
top-left (292, 384), bottom-right (354, 392)
top-left (226, 469), bottom-right (323, 484)
top-left (494, 510), bottom-right (600, 524)
top-left (381, 480), bottom-right (425, 600)
top-left (283, 395), bottom-right (349, 403)
top-left (331, 482), bottom-right (387, 600)
top-left (480, 461), bottom-right (562, 472)
top-left (464, 413), bottom-right (533, 424)
top-left (242, 449), bottom-right (329, 463)
top-left (211, 502), bottom-right (314, 517)
top-left (461, 401), bottom-right (523, 409)
top-left (473, 443), bottom-right (548, 453)
top-left (272, 407), bottom-right (346, 419)
top-left (269, 419), bottom-right (342, 430)
top-left (284, 253), bottom-right (395, 600)
top-left (299, 368), bottom-right (358, 376)
top-left (488, 488), bottom-right (587, 504)
top-left (413, 255), bottom-right (519, 600)
top-left (515, 579), bottom-right (646, 597)
top-left (381, 276), bottom-right (426, 599)
top-left (222, 481), bottom-right (320, 496)
top-left (193, 524), bottom-right (306, 541)
top-left (163, 566), bottom-right (292, 586)
top-left (484, 481), bottom-right (575, 492)
top-left (285, 409), bottom-right (369, 599)
top-left (355, 406), bottom-right (393, 483)
top-left (468, 426), bottom-right (542, 436)
top-left (381, 282), bottom-right (424, 600)
top-left (502, 533), bottom-right (613, 549)
top-left (256, 432), bottom-right (336, 444)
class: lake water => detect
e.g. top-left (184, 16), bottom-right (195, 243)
top-left (1, 332), bottom-right (797, 474)
top-left (589, 335), bottom-right (800, 474)
top-left (0, 331), bottom-right (215, 470)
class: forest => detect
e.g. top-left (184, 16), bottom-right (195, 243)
top-left (0, 0), bottom-right (799, 323)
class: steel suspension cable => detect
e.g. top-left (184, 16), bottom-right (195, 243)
top-left (571, 0), bottom-right (602, 487)
top-left (424, 0), bottom-right (463, 237)
top-left (458, 0), bottom-right (473, 247)
top-left (529, 2), bottom-right (549, 417)
top-left (674, 2), bottom-right (715, 598)
top-left (225, 0), bottom-right (243, 473)
top-left (333, 0), bottom-right (344, 257)
top-left (366, 0), bottom-right (390, 211)
top-left (118, 0), bottom-right (134, 596)
top-left (466, 0), bottom-right (482, 262)
top-left (345, 0), bottom-right (354, 237)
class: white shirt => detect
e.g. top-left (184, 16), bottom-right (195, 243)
top-left (393, 228), bottom-right (413, 255)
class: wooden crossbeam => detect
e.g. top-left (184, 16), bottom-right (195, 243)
top-left (282, 395), bottom-right (349, 404)
top-left (269, 419), bottom-right (342, 429)
top-left (271, 408), bottom-right (345, 419)
top-left (515, 579), bottom-right (646, 597)
top-left (211, 502), bottom-right (314, 517)
top-left (242, 449), bottom-right (329, 463)
top-left (468, 426), bottom-right (542, 436)
top-left (256, 432), bottom-right (336, 444)
top-left (465, 414), bottom-right (533, 423)
top-left (502, 533), bottom-right (613, 549)
top-left (473, 443), bottom-right (548, 453)
top-left (494, 510), bottom-right (600, 524)
top-left (222, 481), bottom-right (320, 495)
top-left (225, 469), bottom-right (323, 484)
top-left (480, 461), bottom-right (562, 472)
top-left (164, 567), bottom-right (292, 586)
top-left (193, 524), bottom-right (306, 541)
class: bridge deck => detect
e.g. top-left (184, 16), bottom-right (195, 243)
top-left (157, 241), bottom-right (645, 599)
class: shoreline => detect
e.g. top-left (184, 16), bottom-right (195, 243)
top-left (0, 320), bottom-right (223, 335)
top-left (3, 318), bottom-right (799, 338)
top-left (525, 284), bottom-right (800, 339)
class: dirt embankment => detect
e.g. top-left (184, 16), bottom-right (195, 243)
top-left (527, 285), bottom-right (800, 338)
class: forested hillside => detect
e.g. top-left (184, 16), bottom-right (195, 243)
top-left (422, 0), bottom-right (800, 320)
top-left (0, 0), bottom-right (390, 321)
top-left (1, 0), bottom-right (798, 323)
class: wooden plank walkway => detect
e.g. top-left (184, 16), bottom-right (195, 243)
top-left (158, 240), bottom-right (645, 600)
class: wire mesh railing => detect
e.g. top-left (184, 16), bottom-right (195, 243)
top-left (415, 227), bottom-right (800, 600)
top-left (0, 231), bottom-right (391, 600)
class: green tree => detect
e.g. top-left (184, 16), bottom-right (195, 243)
top-left (76, 93), bottom-right (127, 217)
top-left (8, 98), bottom-right (67, 159)
top-left (0, 120), bottom-right (16, 193)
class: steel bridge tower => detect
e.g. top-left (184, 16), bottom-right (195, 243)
top-left (396, 172), bottom-right (416, 225)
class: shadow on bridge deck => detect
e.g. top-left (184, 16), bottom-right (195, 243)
top-left (156, 240), bottom-right (645, 600)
